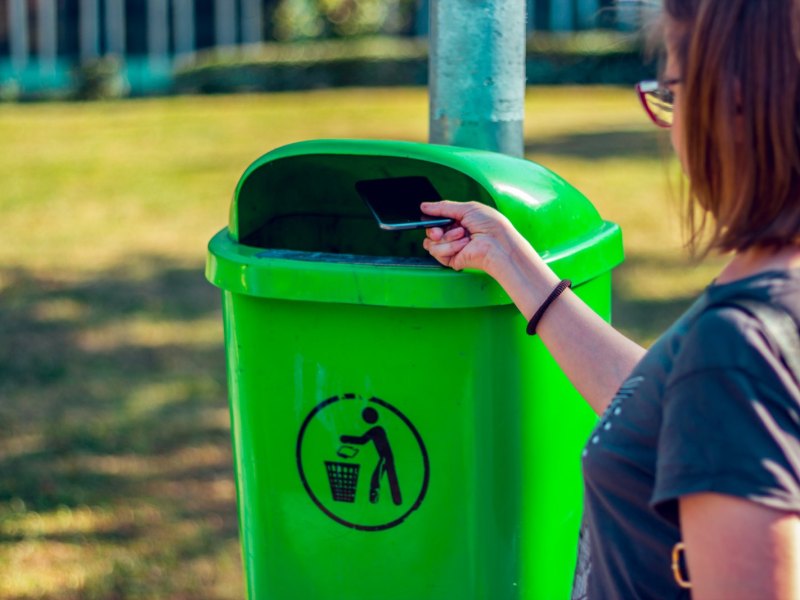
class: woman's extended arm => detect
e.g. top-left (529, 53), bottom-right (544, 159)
top-left (422, 200), bottom-right (645, 415)
top-left (680, 493), bottom-right (800, 599)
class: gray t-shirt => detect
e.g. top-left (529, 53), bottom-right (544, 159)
top-left (573, 269), bottom-right (800, 600)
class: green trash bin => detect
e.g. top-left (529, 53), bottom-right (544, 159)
top-left (206, 139), bottom-right (623, 600)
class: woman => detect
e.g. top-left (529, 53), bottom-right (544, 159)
top-left (421, 0), bottom-right (800, 598)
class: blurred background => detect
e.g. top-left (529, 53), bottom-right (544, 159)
top-left (0, 1), bottom-right (725, 598)
top-left (1, 0), bottom-right (653, 99)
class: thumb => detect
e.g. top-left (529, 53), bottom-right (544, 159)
top-left (420, 200), bottom-right (469, 220)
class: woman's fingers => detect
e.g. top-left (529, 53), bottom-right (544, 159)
top-left (425, 225), bottom-right (465, 242)
top-left (423, 236), bottom-right (470, 266)
top-left (420, 200), bottom-right (473, 221)
top-left (426, 226), bottom-right (445, 241)
top-left (421, 201), bottom-right (497, 271)
top-left (443, 227), bottom-right (465, 242)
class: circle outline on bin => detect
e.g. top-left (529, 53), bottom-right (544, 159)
top-left (296, 394), bottom-right (430, 531)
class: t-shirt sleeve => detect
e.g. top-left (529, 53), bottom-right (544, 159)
top-left (651, 307), bottom-right (800, 524)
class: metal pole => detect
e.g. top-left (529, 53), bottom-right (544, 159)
top-left (174, 0), bottom-right (196, 60)
top-left (147, 0), bottom-right (169, 68)
top-left (215, 0), bottom-right (237, 48)
top-left (526, 0), bottom-right (536, 31)
top-left (415, 0), bottom-right (429, 36)
top-left (550, 0), bottom-right (574, 31)
top-left (429, 0), bottom-right (526, 157)
top-left (80, 0), bottom-right (100, 60)
top-left (577, 0), bottom-right (599, 29)
top-left (105, 0), bottom-right (126, 56)
top-left (241, 0), bottom-right (262, 46)
top-left (9, 0), bottom-right (30, 73)
top-left (616, 0), bottom-right (640, 30)
top-left (38, 0), bottom-right (58, 75)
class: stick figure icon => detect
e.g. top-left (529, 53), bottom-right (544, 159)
top-left (340, 407), bottom-right (402, 505)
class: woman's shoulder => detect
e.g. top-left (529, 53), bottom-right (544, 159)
top-left (672, 269), bottom-right (800, 384)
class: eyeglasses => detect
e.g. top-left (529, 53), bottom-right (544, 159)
top-left (636, 79), bottom-right (681, 128)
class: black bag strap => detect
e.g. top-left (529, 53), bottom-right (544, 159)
top-left (703, 297), bottom-right (800, 384)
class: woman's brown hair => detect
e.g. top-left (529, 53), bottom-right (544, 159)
top-left (663, 0), bottom-right (800, 255)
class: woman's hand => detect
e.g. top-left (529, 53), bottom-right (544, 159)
top-left (422, 199), bottom-right (646, 417)
top-left (421, 200), bottom-right (519, 275)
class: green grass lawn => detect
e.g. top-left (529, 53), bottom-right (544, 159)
top-left (0, 87), bottom-right (725, 599)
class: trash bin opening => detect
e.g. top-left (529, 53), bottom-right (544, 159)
top-left (234, 154), bottom-right (494, 260)
top-left (254, 249), bottom-right (442, 267)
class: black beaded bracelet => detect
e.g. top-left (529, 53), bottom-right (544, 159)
top-left (526, 279), bottom-right (572, 336)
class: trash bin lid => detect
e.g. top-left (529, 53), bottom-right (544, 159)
top-left (207, 139), bottom-right (623, 308)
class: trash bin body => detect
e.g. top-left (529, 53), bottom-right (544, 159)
top-left (207, 139), bottom-right (623, 600)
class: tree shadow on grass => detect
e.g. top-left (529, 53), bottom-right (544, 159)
top-left (0, 256), bottom-right (243, 599)
top-left (526, 128), bottom-right (668, 161)
top-left (612, 290), bottom-right (694, 345)
top-left (610, 252), bottom-right (717, 345)
top-left (0, 248), bottom-right (713, 598)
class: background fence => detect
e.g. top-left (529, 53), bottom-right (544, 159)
top-left (0, 0), bottom-right (656, 96)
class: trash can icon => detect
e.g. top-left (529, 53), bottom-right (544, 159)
top-left (206, 139), bottom-right (624, 600)
top-left (325, 461), bottom-right (360, 503)
top-left (326, 445), bottom-right (361, 503)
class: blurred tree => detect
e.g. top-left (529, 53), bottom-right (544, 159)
top-left (273, 0), bottom-right (417, 41)
top-left (274, 0), bottom-right (325, 41)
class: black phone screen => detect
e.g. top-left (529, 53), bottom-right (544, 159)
top-left (356, 176), bottom-right (452, 230)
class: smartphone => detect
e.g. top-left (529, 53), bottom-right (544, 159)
top-left (356, 176), bottom-right (454, 231)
